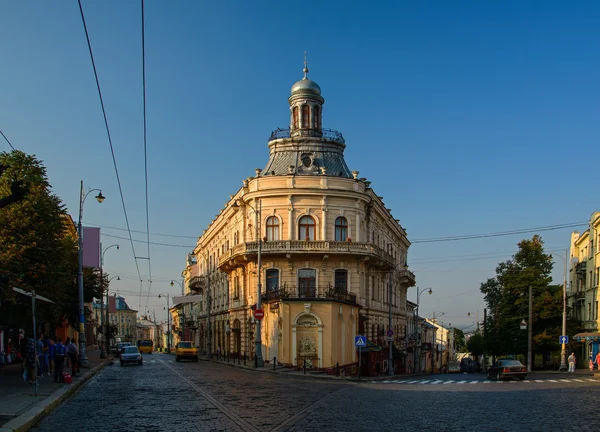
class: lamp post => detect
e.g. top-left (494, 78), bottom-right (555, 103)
top-left (171, 280), bottom-right (186, 341)
top-left (159, 293), bottom-right (171, 353)
top-left (414, 287), bottom-right (432, 374)
top-left (233, 198), bottom-right (263, 367)
top-left (77, 180), bottom-right (105, 368)
top-left (552, 250), bottom-right (569, 372)
top-left (100, 244), bottom-right (119, 358)
top-left (104, 275), bottom-right (119, 355)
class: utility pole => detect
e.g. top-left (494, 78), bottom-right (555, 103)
top-left (386, 271), bottom-right (394, 376)
top-left (483, 309), bottom-right (487, 371)
top-left (527, 285), bottom-right (533, 373)
top-left (560, 249), bottom-right (568, 372)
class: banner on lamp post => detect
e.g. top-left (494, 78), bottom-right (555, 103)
top-left (82, 227), bottom-right (101, 268)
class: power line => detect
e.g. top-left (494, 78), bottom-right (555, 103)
top-left (86, 222), bottom-right (197, 239)
top-left (412, 222), bottom-right (586, 244)
top-left (77, 0), bottom-right (143, 283)
top-left (0, 129), bottom-right (16, 150)
top-left (141, 0), bottom-right (152, 311)
top-left (101, 232), bottom-right (194, 248)
top-left (409, 246), bottom-right (565, 265)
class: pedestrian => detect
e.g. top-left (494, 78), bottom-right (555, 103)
top-left (596, 352), bottom-right (600, 371)
top-left (54, 337), bottom-right (66, 383)
top-left (47, 336), bottom-right (55, 374)
top-left (67, 338), bottom-right (78, 377)
top-left (25, 337), bottom-right (36, 384)
top-left (568, 352), bottom-right (576, 373)
top-left (36, 333), bottom-right (44, 377)
top-left (589, 357), bottom-right (594, 371)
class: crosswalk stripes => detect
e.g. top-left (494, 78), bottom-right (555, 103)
top-left (368, 377), bottom-right (600, 386)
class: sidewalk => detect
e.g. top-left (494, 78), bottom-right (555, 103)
top-left (0, 349), bottom-right (112, 432)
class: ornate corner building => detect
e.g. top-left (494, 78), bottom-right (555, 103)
top-left (180, 62), bottom-right (416, 369)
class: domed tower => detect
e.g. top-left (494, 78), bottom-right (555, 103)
top-left (289, 53), bottom-right (324, 138)
top-left (262, 54), bottom-right (353, 178)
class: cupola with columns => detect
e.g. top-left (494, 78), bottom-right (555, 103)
top-left (289, 52), bottom-right (324, 138)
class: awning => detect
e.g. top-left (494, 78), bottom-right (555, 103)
top-left (573, 332), bottom-right (600, 342)
top-left (360, 339), bottom-right (382, 352)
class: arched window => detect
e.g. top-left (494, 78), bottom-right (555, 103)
top-left (298, 215), bottom-right (315, 240)
top-left (334, 269), bottom-right (348, 292)
top-left (266, 216), bottom-right (279, 241)
top-left (314, 106), bottom-right (320, 129)
top-left (335, 216), bottom-right (348, 241)
top-left (266, 269), bottom-right (279, 292)
top-left (302, 105), bottom-right (310, 128)
top-left (293, 106), bottom-right (298, 129)
top-left (298, 268), bottom-right (316, 297)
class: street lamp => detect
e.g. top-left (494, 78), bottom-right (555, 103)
top-left (159, 293), bottom-right (171, 353)
top-left (386, 264), bottom-right (409, 376)
top-left (77, 180), bottom-right (105, 368)
top-left (551, 250), bottom-right (573, 372)
top-left (100, 244), bottom-right (119, 358)
top-left (414, 287), bottom-right (432, 374)
top-left (232, 198), bottom-right (264, 367)
top-left (171, 280), bottom-right (186, 341)
top-left (104, 275), bottom-right (120, 354)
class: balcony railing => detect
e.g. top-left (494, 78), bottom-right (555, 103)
top-left (268, 127), bottom-right (345, 144)
top-left (261, 285), bottom-right (358, 305)
top-left (576, 261), bottom-right (587, 274)
top-left (219, 240), bottom-right (395, 268)
top-left (189, 275), bottom-right (205, 291)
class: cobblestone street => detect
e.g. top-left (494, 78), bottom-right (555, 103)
top-left (31, 354), bottom-right (600, 432)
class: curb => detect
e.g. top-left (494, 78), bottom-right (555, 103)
top-left (0, 359), bottom-right (112, 432)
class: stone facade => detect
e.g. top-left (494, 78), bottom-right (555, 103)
top-left (179, 63), bottom-right (416, 369)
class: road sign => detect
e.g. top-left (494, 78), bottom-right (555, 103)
top-left (386, 336), bottom-right (393, 342)
top-left (254, 308), bottom-right (264, 320)
top-left (355, 335), bottom-right (367, 347)
top-left (387, 329), bottom-right (394, 337)
top-left (560, 335), bottom-right (569, 344)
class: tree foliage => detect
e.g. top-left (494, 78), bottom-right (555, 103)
top-left (0, 150), bottom-right (102, 332)
top-left (479, 235), bottom-right (577, 358)
top-left (453, 328), bottom-right (467, 353)
top-left (466, 332), bottom-right (484, 357)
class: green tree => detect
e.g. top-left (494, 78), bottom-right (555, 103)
top-left (466, 332), bottom-right (484, 357)
top-left (0, 150), bottom-right (102, 331)
top-left (479, 235), bottom-right (574, 360)
top-left (453, 328), bottom-right (467, 353)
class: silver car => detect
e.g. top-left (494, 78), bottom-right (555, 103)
top-left (120, 346), bottom-right (143, 366)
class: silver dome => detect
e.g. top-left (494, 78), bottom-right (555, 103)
top-left (291, 78), bottom-right (321, 96)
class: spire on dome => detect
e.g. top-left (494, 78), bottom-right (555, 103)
top-left (303, 51), bottom-right (309, 79)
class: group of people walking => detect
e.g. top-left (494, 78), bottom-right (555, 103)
top-left (21, 333), bottom-right (80, 384)
top-left (567, 351), bottom-right (600, 372)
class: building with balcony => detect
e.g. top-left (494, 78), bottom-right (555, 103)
top-left (179, 61), bottom-right (416, 369)
top-left (108, 294), bottom-right (137, 343)
top-left (569, 211), bottom-right (600, 361)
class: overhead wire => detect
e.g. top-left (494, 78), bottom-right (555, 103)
top-left (101, 232), bottom-right (194, 248)
top-left (77, 0), bottom-right (143, 284)
top-left (87, 222), bottom-right (197, 239)
top-left (0, 129), bottom-right (16, 150)
top-left (412, 222), bottom-right (587, 243)
top-left (140, 0), bottom-right (153, 311)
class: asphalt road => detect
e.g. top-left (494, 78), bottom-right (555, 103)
top-left (31, 353), bottom-right (600, 432)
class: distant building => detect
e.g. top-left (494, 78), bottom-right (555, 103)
top-left (108, 295), bottom-right (137, 343)
top-left (569, 211), bottom-right (600, 362)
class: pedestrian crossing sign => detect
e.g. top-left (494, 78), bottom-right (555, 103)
top-left (355, 335), bottom-right (367, 347)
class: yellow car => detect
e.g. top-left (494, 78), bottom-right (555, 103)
top-left (175, 341), bottom-right (198, 362)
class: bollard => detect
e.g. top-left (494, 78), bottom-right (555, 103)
top-left (255, 355), bottom-right (258, 368)
top-left (238, 354), bottom-right (240, 365)
top-left (303, 359), bottom-right (306, 375)
top-left (336, 362), bottom-right (340, 377)
top-left (274, 357), bottom-right (277, 371)
top-left (244, 352), bottom-right (246, 366)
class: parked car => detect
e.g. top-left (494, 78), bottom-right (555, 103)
top-left (116, 342), bottom-right (132, 356)
top-left (175, 341), bottom-right (198, 362)
top-left (120, 346), bottom-right (143, 366)
top-left (460, 358), bottom-right (474, 373)
top-left (448, 361), bottom-right (461, 373)
top-left (487, 359), bottom-right (527, 381)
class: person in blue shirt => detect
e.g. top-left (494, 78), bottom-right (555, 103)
top-left (54, 338), bottom-right (66, 383)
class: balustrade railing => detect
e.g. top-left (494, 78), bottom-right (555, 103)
top-left (268, 127), bottom-right (345, 144)
top-left (261, 285), bottom-right (357, 304)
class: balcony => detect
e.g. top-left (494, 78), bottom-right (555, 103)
top-left (189, 275), bottom-right (206, 292)
top-left (268, 127), bottom-right (345, 144)
top-left (397, 269), bottom-right (416, 287)
top-left (261, 285), bottom-right (358, 305)
top-left (576, 261), bottom-right (587, 274)
top-left (218, 240), bottom-right (395, 271)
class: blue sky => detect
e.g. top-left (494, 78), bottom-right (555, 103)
top-left (1, 1), bottom-right (598, 329)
